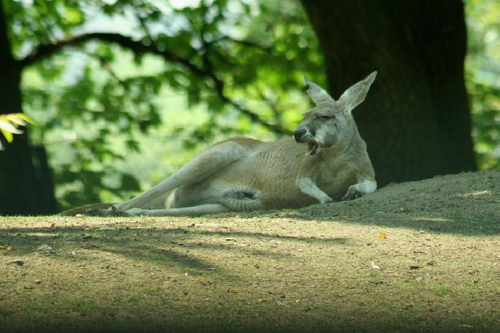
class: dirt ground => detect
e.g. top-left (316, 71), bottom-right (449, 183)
top-left (0, 169), bottom-right (498, 332)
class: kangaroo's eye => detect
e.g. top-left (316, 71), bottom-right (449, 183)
top-left (319, 115), bottom-right (333, 119)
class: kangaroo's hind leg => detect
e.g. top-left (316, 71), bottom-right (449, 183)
top-left (86, 141), bottom-right (247, 216)
top-left (126, 204), bottom-right (231, 217)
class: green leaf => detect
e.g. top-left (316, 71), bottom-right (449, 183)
top-left (0, 117), bottom-right (24, 134)
top-left (63, 6), bottom-right (83, 25)
top-left (0, 128), bottom-right (14, 143)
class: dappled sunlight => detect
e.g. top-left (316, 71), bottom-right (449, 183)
top-left (456, 190), bottom-right (493, 198)
top-left (16, 232), bottom-right (61, 241)
top-left (0, 0), bottom-right (498, 329)
top-left (412, 217), bottom-right (452, 222)
top-left (0, 221), bottom-right (348, 277)
top-left (1, 207), bottom-right (499, 331)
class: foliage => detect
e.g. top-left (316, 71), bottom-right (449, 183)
top-left (0, 113), bottom-right (33, 150)
top-left (3, 0), bottom-right (324, 210)
top-left (464, 0), bottom-right (500, 169)
top-left (467, 79), bottom-right (500, 169)
top-left (1, 0), bottom-right (497, 210)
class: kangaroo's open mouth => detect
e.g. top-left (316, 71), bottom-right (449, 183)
top-left (307, 142), bottom-right (318, 155)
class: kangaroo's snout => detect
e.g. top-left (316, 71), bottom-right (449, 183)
top-left (293, 128), bottom-right (315, 143)
top-left (293, 129), bottom-right (308, 143)
top-left (293, 128), bottom-right (316, 143)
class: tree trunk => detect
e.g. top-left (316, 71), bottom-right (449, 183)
top-left (0, 2), bottom-right (57, 215)
top-left (301, 0), bottom-right (477, 186)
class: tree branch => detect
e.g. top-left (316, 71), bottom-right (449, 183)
top-left (212, 36), bottom-right (272, 51)
top-left (19, 32), bottom-right (203, 73)
top-left (20, 32), bottom-right (288, 134)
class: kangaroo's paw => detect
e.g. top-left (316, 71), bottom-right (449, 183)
top-left (320, 197), bottom-right (334, 204)
top-left (85, 206), bottom-right (132, 217)
top-left (342, 189), bottom-right (363, 201)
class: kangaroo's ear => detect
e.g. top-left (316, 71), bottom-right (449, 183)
top-left (303, 76), bottom-right (335, 105)
top-left (337, 71), bottom-right (377, 113)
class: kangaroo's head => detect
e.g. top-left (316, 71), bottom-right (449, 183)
top-left (293, 72), bottom-right (377, 155)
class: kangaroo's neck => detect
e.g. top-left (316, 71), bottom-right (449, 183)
top-left (323, 122), bottom-right (364, 158)
top-left (345, 122), bottom-right (365, 153)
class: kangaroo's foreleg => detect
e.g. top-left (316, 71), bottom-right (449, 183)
top-left (297, 177), bottom-right (333, 204)
top-left (342, 178), bottom-right (377, 201)
top-left (113, 142), bottom-right (246, 212)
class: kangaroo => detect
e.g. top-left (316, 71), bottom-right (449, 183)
top-left (77, 72), bottom-right (378, 217)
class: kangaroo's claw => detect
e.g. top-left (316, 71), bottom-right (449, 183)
top-left (342, 189), bottom-right (363, 201)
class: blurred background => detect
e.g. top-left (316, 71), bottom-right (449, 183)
top-left (0, 0), bottom-right (498, 215)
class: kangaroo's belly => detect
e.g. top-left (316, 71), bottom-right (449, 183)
top-left (170, 167), bottom-right (356, 211)
top-left (172, 181), bottom-right (315, 211)
top-left (169, 144), bottom-right (358, 211)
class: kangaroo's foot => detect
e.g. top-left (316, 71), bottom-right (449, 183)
top-left (342, 189), bottom-right (363, 201)
top-left (85, 206), bottom-right (132, 217)
top-left (342, 179), bottom-right (376, 201)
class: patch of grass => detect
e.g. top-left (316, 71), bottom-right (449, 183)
top-left (26, 301), bottom-right (48, 311)
top-left (435, 286), bottom-right (453, 296)
top-left (72, 299), bottom-right (97, 312)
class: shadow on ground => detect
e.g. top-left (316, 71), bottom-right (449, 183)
top-left (0, 170), bottom-right (498, 332)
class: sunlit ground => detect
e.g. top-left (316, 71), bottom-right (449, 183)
top-left (0, 170), bottom-right (498, 332)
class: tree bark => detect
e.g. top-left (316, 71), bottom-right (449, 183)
top-left (301, 0), bottom-right (477, 186)
top-left (0, 1), bottom-right (57, 215)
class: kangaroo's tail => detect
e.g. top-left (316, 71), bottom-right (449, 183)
top-left (58, 203), bottom-right (116, 216)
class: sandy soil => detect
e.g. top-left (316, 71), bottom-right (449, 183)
top-left (0, 169), bottom-right (498, 332)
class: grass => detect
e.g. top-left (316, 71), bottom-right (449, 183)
top-left (0, 170), bottom-right (499, 332)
